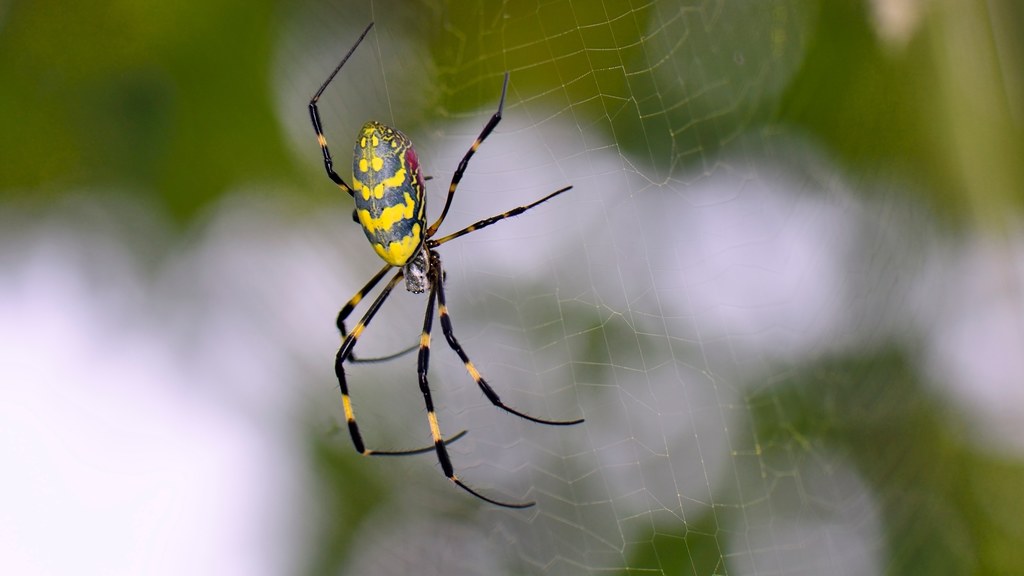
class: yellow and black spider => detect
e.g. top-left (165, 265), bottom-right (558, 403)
top-left (308, 22), bottom-right (583, 508)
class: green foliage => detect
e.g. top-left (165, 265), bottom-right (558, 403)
top-left (4, 0), bottom-right (1019, 227)
top-left (623, 512), bottom-right (729, 576)
top-left (0, 0), bottom-right (293, 221)
top-left (750, 350), bottom-right (1024, 575)
top-left (305, 428), bottom-right (391, 576)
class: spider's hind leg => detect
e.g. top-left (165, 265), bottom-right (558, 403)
top-left (414, 272), bottom-right (535, 509)
top-left (336, 268), bottom-right (466, 457)
top-left (431, 252), bottom-right (585, 427)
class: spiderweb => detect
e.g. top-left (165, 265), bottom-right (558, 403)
top-left (270, 1), bottom-right (920, 574)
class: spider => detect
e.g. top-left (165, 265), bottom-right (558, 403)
top-left (308, 22), bottom-right (583, 509)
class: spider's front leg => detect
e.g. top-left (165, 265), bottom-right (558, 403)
top-left (336, 263), bottom-right (417, 364)
top-left (308, 22), bottom-right (375, 195)
top-left (334, 268), bottom-right (465, 456)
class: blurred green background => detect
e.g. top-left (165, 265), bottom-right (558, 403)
top-left (2, 0), bottom-right (1023, 575)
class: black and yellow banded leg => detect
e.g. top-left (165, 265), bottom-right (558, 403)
top-left (337, 263), bottom-right (417, 364)
top-left (308, 22), bottom-right (375, 196)
top-left (336, 268), bottom-right (466, 456)
top-left (426, 72), bottom-right (511, 238)
top-left (432, 252), bottom-right (584, 427)
top-left (427, 185), bottom-right (573, 249)
top-left (418, 278), bottom-right (535, 509)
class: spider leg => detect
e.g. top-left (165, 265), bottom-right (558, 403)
top-left (432, 252), bottom-right (584, 426)
top-left (427, 185), bottom-right (572, 248)
top-left (308, 21), bottom-right (374, 196)
top-left (337, 263), bottom-right (418, 364)
top-left (418, 274), bottom-right (534, 508)
top-left (425, 72), bottom-right (510, 238)
top-left (336, 268), bottom-right (466, 456)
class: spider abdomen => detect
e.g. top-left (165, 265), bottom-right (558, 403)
top-left (351, 121), bottom-right (427, 266)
